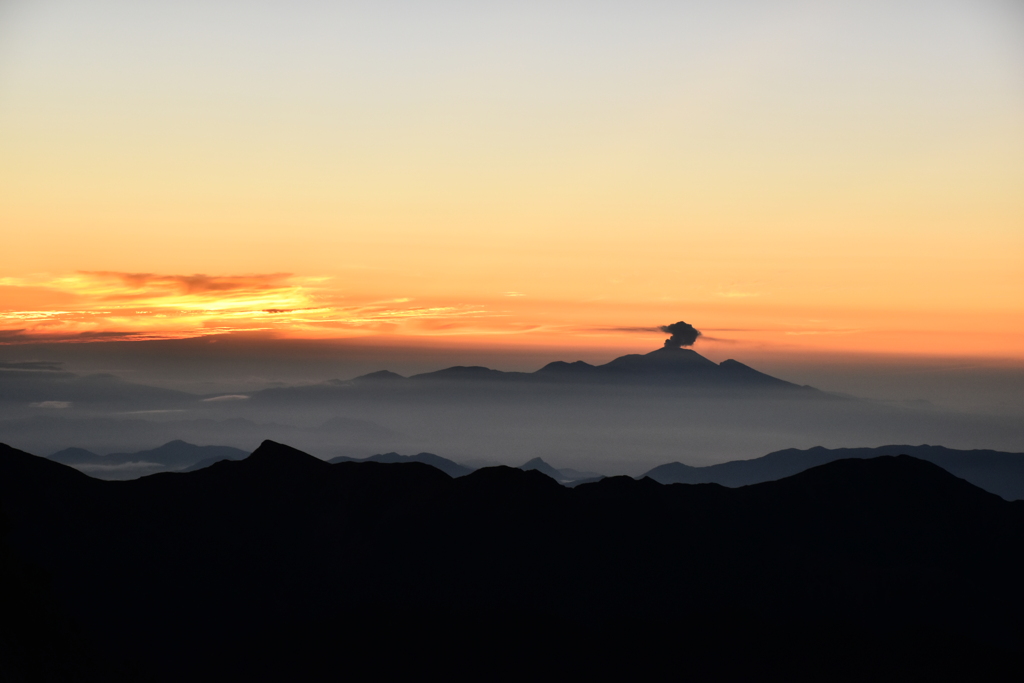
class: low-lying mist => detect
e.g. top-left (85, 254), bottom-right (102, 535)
top-left (3, 374), bottom-right (1022, 478)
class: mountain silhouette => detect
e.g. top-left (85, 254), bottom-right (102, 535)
top-left (518, 456), bottom-right (567, 481)
top-left (598, 345), bottom-right (718, 373)
top-left (411, 365), bottom-right (531, 382)
top-left (331, 346), bottom-right (815, 391)
top-left (352, 370), bottom-right (406, 382)
top-left (643, 444), bottom-right (1024, 500)
top-left (329, 451), bottom-right (474, 478)
top-left (3, 439), bottom-right (1023, 680)
top-left (573, 346), bottom-right (809, 388)
top-left (239, 439), bottom-right (327, 472)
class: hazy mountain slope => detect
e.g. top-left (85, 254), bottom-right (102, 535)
top-left (0, 365), bottom-right (195, 410)
top-left (47, 446), bottom-right (101, 465)
top-left (518, 457), bottom-right (603, 483)
top-left (518, 456), bottom-right (567, 481)
top-left (49, 440), bottom-right (249, 469)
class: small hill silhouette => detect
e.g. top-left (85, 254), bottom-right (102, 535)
top-left (353, 370), bottom-right (406, 381)
top-left (47, 446), bottom-right (101, 465)
top-left (535, 359), bottom-right (596, 375)
top-left (234, 439), bottom-right (328, 472)
top-left (330, 451), bottom-right (474, 478)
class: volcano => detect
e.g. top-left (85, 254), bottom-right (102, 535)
top-left (515, 346), bottom-right (809, 389)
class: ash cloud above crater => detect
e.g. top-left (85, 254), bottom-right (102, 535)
top-left (660, 321), bottom-right (701, 349)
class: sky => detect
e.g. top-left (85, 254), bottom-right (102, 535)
top-left (1, 0), bottom-right (1022, 365)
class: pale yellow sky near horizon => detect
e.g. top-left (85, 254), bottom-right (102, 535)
top-left (1, 0), bottom-right (1022, 359)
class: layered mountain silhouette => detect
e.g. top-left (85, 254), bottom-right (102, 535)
top-left (49, 440), bottom-right (248, 471)
top-left (519, 456), bottom-right (603, 484)
top-left (0, 414), bottom-right (399, 475)
top-left (39, 439), bottom-right (1024, 502)
top-left (2, 439), bottom-right (1024, 680)
top-left (518, 456), bottom-right (566, 480)
top-left (331, 454), bottom-right (603, 484)
top-left (644, 444), bottom-right (1024, 500)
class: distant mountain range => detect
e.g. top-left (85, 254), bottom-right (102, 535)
top-left (0, 348), bottom-right (810, 402)
top-left (336, 445), bottom-right (1024, 497)
top-left (39, 440), bottom-right (1024, 500)
top-left (3, 439), bottom-right (1023, 679)
top-left (644, 444), bottom-right (1024, 500)
top-left (0, 413), bottom-right (402, 473)
top-left (43, 442), bottom-right (605, 485)
top-left (348, 346), bottom-right (816, 390)
top-left (2, 345), bottom-right (820, 429)
top-left (14, 346), bottom-right (1024, 476)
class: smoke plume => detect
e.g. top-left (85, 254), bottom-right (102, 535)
top-left (659, 321), bottom-right (701, 348)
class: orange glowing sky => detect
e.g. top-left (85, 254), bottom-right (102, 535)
top-left (1, 1), bottom-right (1022, 360)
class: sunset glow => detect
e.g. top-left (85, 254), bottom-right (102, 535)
top-left (1, 1), bottom-right (1021, 361)
top-left (0, 272), bottom-right (490, 342)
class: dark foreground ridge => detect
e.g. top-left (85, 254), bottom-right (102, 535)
top-left (3, 440), bottom-right (1024, 680)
